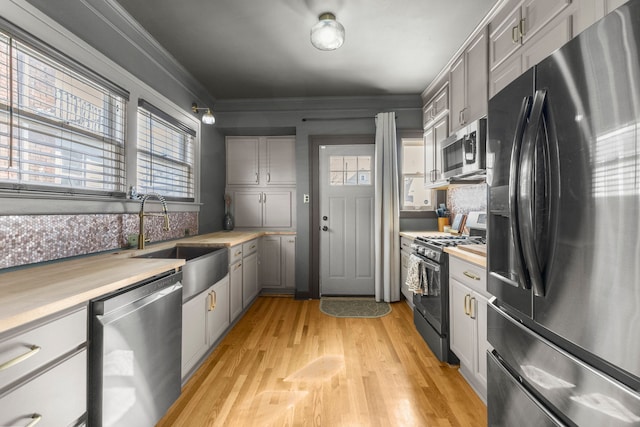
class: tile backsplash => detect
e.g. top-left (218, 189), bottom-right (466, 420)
top-left (0, 212), bottom-right (198, 269)
top-left (447, 183), bottom-right (487, 215)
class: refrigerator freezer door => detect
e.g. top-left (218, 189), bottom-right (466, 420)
top-left (532, 0), bottom-right (640, 383)
top-left (487, 68), bottom-right (535, 317)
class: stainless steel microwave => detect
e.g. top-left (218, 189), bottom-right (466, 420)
top-left (441, 118), bottom-right (486, 179)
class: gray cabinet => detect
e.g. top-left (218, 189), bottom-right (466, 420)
top-left (233, 190), bottom-right (293, 228)
top-left (226, 136), bottom-right (295, 187)
top-left (229, 258), bottom-right (243, 322)
top-left (259, 235), bottom-right (296, 290)
top-left (424, 115), bottom-right (448, 185)
top-left (399, 236), bottom-right (413, 308)
top-left (449, 256), bottom-right (491, 402)
top-left (0, 307), bottom-right (87, 426)
top-left (449, 28), bottom-right (488, 133)
top-left (182, 274), bottom-right (230, 379)
top-left (242, 240), bottom-right (259, 307)
top-left (422, 85), bottom-right (448, 129)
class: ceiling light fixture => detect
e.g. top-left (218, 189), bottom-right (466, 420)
top-left (191, 102), bottom-right (215, 125)
top-left (310, 12), bottom-right (345, 51)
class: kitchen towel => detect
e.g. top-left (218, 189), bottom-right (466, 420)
top-left (406, 254), bottom-right (422, 294)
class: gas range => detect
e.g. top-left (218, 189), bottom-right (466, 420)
top-left (412, 235), bottom-right (486, 262)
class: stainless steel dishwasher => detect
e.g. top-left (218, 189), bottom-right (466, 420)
top-left (88, 270), bottom-right (183, 427)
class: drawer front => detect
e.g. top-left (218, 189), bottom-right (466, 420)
top-left (400, 237), bottom-right (413, 253)
top-left (449, 256), bottom-right (487, 295)
top-left (242, 239), bottom-right (258, 256)
top-left (229, 245), bottom-right (243, 265)
top-left (0, 307), bottom-right (86, 390)
top-left (0, 350), bottom-right (86, 427)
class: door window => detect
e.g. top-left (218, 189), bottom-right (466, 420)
top-left (329, 155), bottom-right (372, 186)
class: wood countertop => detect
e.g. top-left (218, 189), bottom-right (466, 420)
top-left (0, 230), bottom-right (296, 334)
top-left (444, 246), bottom-right (486, 268)
top-left (399, 231), bottom-right (447, 239)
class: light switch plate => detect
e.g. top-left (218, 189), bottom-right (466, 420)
top-left (127, 234), bottom-right (138, 248)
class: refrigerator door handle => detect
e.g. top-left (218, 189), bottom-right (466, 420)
top-left (519, 89), bottom-right (547, 297)
top-left (508, 96), bottom-right (533, 291)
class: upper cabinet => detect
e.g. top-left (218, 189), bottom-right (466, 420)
top-left (226, 136), bottom-right (296, 187)
top-left (423, 85), bottom-right (448, 130)
top-left (449, 28), bottom-right (488, 133)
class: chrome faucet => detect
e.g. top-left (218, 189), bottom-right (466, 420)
top-left (138, 192), bottom-right (170, 249)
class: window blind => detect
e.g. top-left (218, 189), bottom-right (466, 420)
top-left (0, 24), bottom-right (127, 196)
top-left (137, 102), bottom-right (195, 201)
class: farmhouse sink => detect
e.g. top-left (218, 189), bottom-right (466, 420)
top-left (135, 246), bottom-right (228, 302)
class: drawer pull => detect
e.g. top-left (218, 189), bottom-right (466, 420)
top-left (464, 294), bottom-right (471, 316)
top-left (208, 291), bottom-right (217, 311)
top-left (234, 262), bottom-right (242, 271)
top-left (470, 297), bottom-right (477, 319)
top-left (463, 271), bottom-right (481, 280)
top-left (250, 244), bottom-right (256, 250)
top-left (0, 345), bottom-right (41, 372)
top-left (26, 414), bottom-right (42, 427)
top-left (234, 251), bottom-right (242, 257)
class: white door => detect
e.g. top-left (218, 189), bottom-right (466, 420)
top-left (319, 144), bottom-right (375, 295)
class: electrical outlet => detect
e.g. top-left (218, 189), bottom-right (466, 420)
top-left (303, 194), bottom-right (310, 203)
top-left (127, 234), bottom-right (138, 248)
top-left (184, 228), bottom-right (190, 236)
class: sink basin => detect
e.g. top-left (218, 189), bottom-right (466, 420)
top-left (135, 246), bottom-right (228, 302)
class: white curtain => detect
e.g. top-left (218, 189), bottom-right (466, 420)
top-left (374, 112), bottom-right (400, 302)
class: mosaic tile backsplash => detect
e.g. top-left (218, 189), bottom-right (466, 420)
top-left (447, 183), bottom-right (487, 215)
top-left (0, 212), bottom-right (198, 269)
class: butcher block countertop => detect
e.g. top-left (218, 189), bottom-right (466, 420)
top-left (445, 245), bottom-right (487, 268)
top-left (0, 230), bottom-right (296, 334)
top-left (399, 231), bottom-right (447, 239)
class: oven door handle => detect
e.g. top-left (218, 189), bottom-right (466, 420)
top-left (419, 258), bottom-right (440, 272)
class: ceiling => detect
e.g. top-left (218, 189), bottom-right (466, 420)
top-left (114, 0), bottom-right (497, 100)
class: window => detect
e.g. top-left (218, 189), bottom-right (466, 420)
top-left (401, 136), bottom-right (432, 210)
top-left (137, 100), bottom-right (195, 201)
top-left (329, 155), bottom-right (372, 186)
top-left (0, 22), bottom-right (127, 196)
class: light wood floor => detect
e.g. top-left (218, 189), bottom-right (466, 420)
top-left (158, 296), bottom-right (487, 427)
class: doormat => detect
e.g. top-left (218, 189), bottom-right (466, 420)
top-left (319, 297), bottom-right (391, 318)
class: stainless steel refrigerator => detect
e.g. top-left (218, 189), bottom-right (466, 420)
top-left (486, 1), bottom-right (640, 425)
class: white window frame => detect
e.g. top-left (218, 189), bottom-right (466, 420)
top-left (400, 134), bottom-right (434, 211)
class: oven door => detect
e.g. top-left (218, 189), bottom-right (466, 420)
top-left (412, 255), bottom-right (444, 334)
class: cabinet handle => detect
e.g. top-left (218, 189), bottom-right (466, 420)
top-left (258, 193), bottom-right (262, 203)
top-left (458, 109), bottom-right (463, 125)
top-left (464, 294), bottom-right (470, 315)
top-left (208, 291), bottom-right (217, 311)
top-left (512, 25), bottom-right (519, 43)
top-left (470, 297), bottom-right (477, 319)
top-left (234, 262), bottom-right (242, 271)
top-left (24, 414), bottom-right (42, 427)
top-left (255, 172), bottom-right (259, 183)
top-left (288, 240), bottom-right (295, 243)
top-left (267, 172), bottom-right (271, 182)
top-left (463, 271), bottom-right (481, 280)
top-left (250, 244), bottom-right (256, 249)
top-left (235, 250), bottom-right (242, 257)
top-left (263, 193), bottom-right (266, 203)
top-left (0, 345), bottom-right (41, 372)
top-left (519, 18), bottom-right (526, 38)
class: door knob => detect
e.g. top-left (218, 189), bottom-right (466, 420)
top-left (322, 226), bottom-right (328, 231)
top-left (322, 216), bottom-right (328, 221)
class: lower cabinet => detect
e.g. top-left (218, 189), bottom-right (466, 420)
top-left (399, 236), bottom-right (413, 307)
top-left (449, 256), bottom-right (491, 402)
top-left (182, 275), bottom-right (230, 379)
top-left (229, 259), bottom-right (243, 322)
top-left (242, 240), bottom-right (259, 307)
top-left (0, 307), bottom-right (87, 427)
top-left (260, 235), bottom-right (296, 290)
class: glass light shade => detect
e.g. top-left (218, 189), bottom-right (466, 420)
top-left (310, 13), bottom-right (345, 51)
top-left (202, 109), bottom-right (215, 125)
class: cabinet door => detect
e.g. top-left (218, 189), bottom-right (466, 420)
top-left (449, 278), bottom-right (475, 369)
top-left (489, 52), bottom-right (523, 98)
top-left (465, 28), bottom-right (489, 124)
top-left (400, 249), bottom-right (410, 299)
top-left (242, 251), bottom-right (258, 307)
top-left (433, 86), bottom-right (449, 117)
top-left (182, 291), bottom-right (208, 377)
top-left (474, 292), bottom-right (490, 391)
top-left (0, 350), bottom-right (86, 427)
top-left (229, 261), bottom-right (243, 321)
top-left (422, 102), bottom-right (434, 129)
top-left (522, 0), bottom-right (571, 42)
top-left (263, 191), bottom-right (292, 228)
top-left (423, 127), bottom-right (435, 184)
top-left (489, 4), bottom-right (522, 70)
top-left (600, 0), bottom-right (629, 13)
top-left (449, 54), bottom-right (466, 132)
top-left (233, 191), bottom-right (263, 227)
top-left (226, 137), bottom-right (260, 186)
top-left (265, 137), bottom-right (296, 186)
top-left (433, 116), bottom-right (448, 183)
top-left (281, 236), bottom-right (296, 289)
top-left (260, 236), bottom-right (282, 288)
top-left (206, 275), bottom-right (230, 345)
top-left (521, 15), bottom-right (572, 71)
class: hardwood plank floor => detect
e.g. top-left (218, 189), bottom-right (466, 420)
top-left (158, 296), bottom-right (487, 427)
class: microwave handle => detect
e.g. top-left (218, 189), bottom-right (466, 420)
top-left (464, 133), bottom-right (476, 164)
